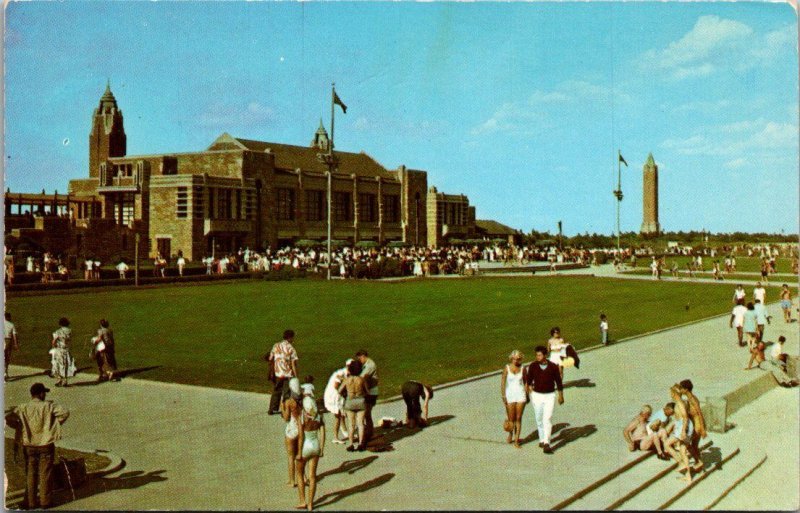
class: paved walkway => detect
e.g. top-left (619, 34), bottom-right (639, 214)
top-left (3, 286), bottom-right (798, 510)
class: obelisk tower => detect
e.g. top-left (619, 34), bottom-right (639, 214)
top-left (640, 153), bottom-right (660, 235)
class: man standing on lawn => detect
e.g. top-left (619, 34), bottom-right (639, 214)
top-left (266, 330), bottom-right (298, 415)
top-left (12, 383), bottom-right (70, 509)
top-left (525, 345), bottom-right (564, 455)
top-left (356, 349), bottom-right (379, 444)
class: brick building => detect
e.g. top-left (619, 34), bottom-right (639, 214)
top-left (61, 85), bottom-right (430, 261)
top-left (426, 186), bottom-right (476, 247)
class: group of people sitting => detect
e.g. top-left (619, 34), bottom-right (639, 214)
top-left (623, 380), bottom-right (706, 483)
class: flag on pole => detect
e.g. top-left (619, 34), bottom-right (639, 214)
top-left (333, 90), bottom-right (347, 114)
top-left (618, 153), bottom-right (628, 167)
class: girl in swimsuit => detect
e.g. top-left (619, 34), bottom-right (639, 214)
top-left (296, 395), bottom-right (325, 510)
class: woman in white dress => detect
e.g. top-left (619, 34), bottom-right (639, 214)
top-left (413, 259), bottom-right (423, 277)
top-left (548, 327), bottom-right (568, 381)
top-left (500, 350), bottom-right (527, 448)
top-left (51, 317), bottom-right (76, 387)
top-left (323, 360), bottom-right (351, 444)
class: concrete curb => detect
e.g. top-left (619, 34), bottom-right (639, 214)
top-left (379, 305), bottom-right (747, 405)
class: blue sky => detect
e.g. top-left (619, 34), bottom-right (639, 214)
top-left (4, 1), bottom-right (798, 235)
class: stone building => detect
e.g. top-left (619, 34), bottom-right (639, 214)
top-left (60, 85), bottom-right (430, 261)
top-left (426, 187), bottom-right (476, 247)
top-left (640, 153), bottom-right (660, 235)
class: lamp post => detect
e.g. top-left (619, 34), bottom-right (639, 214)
top-left (613, 150), bottom-right (624, 253)
top-left (134, 233), bottom-right (140, 286)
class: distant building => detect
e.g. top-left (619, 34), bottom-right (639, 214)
top-left (426, 187), bottom-right (476, 248)
top-left (475, 219), bottom-right (522, 245)
top-left (640, 153), bottom-right (660, 235)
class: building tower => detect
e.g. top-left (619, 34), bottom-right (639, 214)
top-left (640, 152), bottom-right (660, 235)
top-left (310, 119), bottom-right (330, 151)
top-left (88, 81), bottom-right (126, 178)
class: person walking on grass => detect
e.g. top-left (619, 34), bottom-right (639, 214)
top-left (338, 359), bottom-right (368, 452)
top-left (754, 282), bottom-right (767, 304)
top-left (729, 299), bottom-right (747, 347)
top-left (780, 284), bottom-right (793, 323)
top-left (295, 395), bottom-right (326, 511)
top-left (50, 318), bottom-right (76, 387)
top-left (267, 330), bottom-right (299, 415)
top-left (12, 383), bottom-right (69, 509)
top-left (525, 345), bottom-right (564, 455)
top-left (500, 350), bottom-right (527, 448)
top-left (5, 312), bottom-right (19, 381)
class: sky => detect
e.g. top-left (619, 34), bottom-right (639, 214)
top-left (4, 1), bottom-right (799, 236)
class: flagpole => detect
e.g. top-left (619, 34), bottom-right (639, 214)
top-left (327, 83), bottom-right (335, 281)
top-left (617, 149), bottom-right (621, 253)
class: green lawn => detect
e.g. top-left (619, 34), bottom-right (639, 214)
top-left (632, 256), bottom-right (792, 273)
top-left (7, 277), bottom-right (734, 396)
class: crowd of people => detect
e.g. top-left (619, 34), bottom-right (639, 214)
top-left (623, 380), bottom-right (707, 483)
top-left (264, 330), bottom-right (391, 510)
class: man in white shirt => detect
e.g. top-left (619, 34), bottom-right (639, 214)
top-left (753, 282), bottom-right (767, 304)
top-left (729, 300), bottom-right (748, 347)
top-left (116, 261), bottom-right (129, 279)
top-left (732, 284), bottom-right (746, 305)
top-left (5, 312), bottom-right (19, 381)
top-left (84, 258), bottom-right (93, 280)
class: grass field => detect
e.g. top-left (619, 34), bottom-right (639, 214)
top-left (6, 276), bottom-right (735, 395)
top-left (632, 256), bottom-right (793, 273)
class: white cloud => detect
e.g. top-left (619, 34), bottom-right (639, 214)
top-left (352, 116), bottom-right (449, 138)
top-left (472, 80), bottom-right (628, 136)
top-left (198, 101), bottom-right (274, 128)
top-left (671, 99), bottom-right (732, 114)
top-left (724, 158), bottom-right (747, 169)
top-left (642, 15), bottom-right (795, 80)
top-left (660, 118), bottom-right (798, 158)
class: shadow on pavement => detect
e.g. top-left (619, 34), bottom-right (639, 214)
top-left (563, 378), bottom-right (596, 388)
top-left (551, 424), bottom-right (597, 452)
top-left (68, 366), bottom-right (162, 387)
top-left (520, 422), bottom-right (569, 446)
top-left (367, 415), bottom-right (455, 453)
top-left (314, 472), bottom-right (394, 509)
top-left (52, 469), bottom-right (168, 507)
top-left (702, 446), bottom-right (722, 468)
top-left (318, 455), bottom-right (378, 483)
top-left (6, 370), bottom-right (49, 382)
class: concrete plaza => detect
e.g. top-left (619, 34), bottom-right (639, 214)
top-left (3, 273), bottom-right (798, 510)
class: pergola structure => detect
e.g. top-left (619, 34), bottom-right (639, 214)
top-left (4, 188), bottom-right (100, 219)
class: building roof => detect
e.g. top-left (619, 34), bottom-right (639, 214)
top-left (646, 153), bottom-right (656, 167)
top-left (207, 133), bottom-right (397, 179)
top-left (475, 219), bottom-right (519, 236)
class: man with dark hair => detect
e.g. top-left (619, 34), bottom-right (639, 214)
top-left (266, 330), bottom-right (298, 415)
top-left (525, 345), bottom-right (564, 454)
top-left (5, 312), bottom-right (19, 381)
top-left (356, 350), bottom-right (379, 443)
top-left (11, 383), bottom-right (69, 509)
